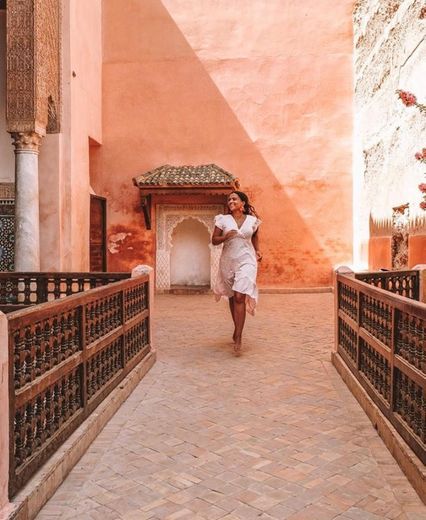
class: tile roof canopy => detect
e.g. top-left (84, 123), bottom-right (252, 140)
top-left (133, 164), bottom-right (238, 188)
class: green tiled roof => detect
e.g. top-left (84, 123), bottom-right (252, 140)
top-left (133, 164), bottom-right (237, 187)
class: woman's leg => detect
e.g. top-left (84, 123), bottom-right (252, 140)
top-left (228, 296), bottom-right (237, 340)
top-left (233, 291), bottom-right (246, 354)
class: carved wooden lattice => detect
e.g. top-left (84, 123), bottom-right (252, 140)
top-left (14, 368), bottom-right (82, 469)
top-left (85, 293), bottom-right (122, 345)
top-left (360, 294), bottom-right (392, 347)
top-left (359, 338), bottom-right (391, 403)
top-left (12, 308), bottom-right (81, 390)
top-left (86, 338), bottom-right (123, 400)
top-left (5, 273), bottom-right (151, 496)
top-left (338, 317), bottom-right (357, 365)
top-left (0, 197), bottom-right (15, 272)
top-left (0, 272), bottom-right (129, 307)
top-left (356, 271), bottom-right (420, 300)
top-left (6, 0), bottom-right (61, 134)
top-left (336, 270), bottom-right (426, 464)
top-left (338, 281), bottom-right (358, 321)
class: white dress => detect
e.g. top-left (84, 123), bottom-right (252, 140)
top-left (213, 214), bottom-right (261, 315)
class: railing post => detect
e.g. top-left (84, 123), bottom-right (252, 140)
top-left (417, 267), bottom-right (426, 303)
top-left (334, 266), bottom-right (355, 354)
top-left (131, 265), bottom-right (154, 352)
top-left (0, 312), bottom-right (11, 513)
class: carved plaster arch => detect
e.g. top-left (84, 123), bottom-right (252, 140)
top-left (156, 204), bottom-right (223, 290)
top-left (166, 214), bottom-right (213, 251)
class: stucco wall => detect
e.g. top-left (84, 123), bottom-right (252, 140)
top-left (39, 0), bottom-right (103, 270)
top-left (353, 0), bottom-right (426, 269)
top-left (100, 0), bottom-right (354, 287)
top-left (0, 12), bottom-right (15, 183)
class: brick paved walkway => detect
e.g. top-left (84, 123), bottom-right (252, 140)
top-left (36, 294), bottom-right (426, 520)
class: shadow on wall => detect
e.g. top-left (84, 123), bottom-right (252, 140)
top-left (102, 0), bottom-right (349, 285)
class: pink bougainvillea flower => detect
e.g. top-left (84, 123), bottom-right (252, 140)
top-left (420, 200), bottom-right (426, 210)
top-left (418, 183), bottom-right (426, 193)
top-left (397, 89), bottom-right (417, 106)
top-left (415, 149), bottom-right (426, 161)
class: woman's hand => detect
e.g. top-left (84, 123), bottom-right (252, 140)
top-left (256, 250), bottom-right (263, 262)
top-left (212, 226), bottom-right (238, 245)
top-left (224, 230), bottom-right (238, 241)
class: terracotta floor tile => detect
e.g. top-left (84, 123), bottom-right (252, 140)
top-left (35, 295), bottom-right (426, 519)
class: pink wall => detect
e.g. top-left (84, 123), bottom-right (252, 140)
top-left (39, 0), bottom-right (103, 271)
top-left (409, 236), bottom-right (426, 267)
top-left (100, 0), bottom-right (353, 286)
top-left (369, 237), bottom-right (392, 270)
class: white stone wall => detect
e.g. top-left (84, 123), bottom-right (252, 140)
top-left (353, 0), bottom-right (426, 266)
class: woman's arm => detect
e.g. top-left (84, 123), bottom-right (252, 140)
top-left (212, 226), bottom-right (237, 245)
top-left (252, 231), bottom-right (262, 261)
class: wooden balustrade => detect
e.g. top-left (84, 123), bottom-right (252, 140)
top-left (4, 273), bottom-right (151, 496)
top-left (0, 272), bottom-right (130, 308)
top-left (355, 270), bottom-right (420, 300)
top-left (335, 271), bottom-right (425, 464)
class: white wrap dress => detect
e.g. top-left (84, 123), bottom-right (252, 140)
top-left (213, 214), bottom-right (261, 315)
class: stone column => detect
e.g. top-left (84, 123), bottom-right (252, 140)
top-left (11, 131), bottom-right (42, 271)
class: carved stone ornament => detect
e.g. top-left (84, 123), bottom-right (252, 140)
top-left (156, 205), bottom-right (223, 290)
top-left (6, 0), bottom-right (61, 134)
top-left (392, 203), bottom-right (409, 269)
top-left (10, 131), bottom-right (43, 153)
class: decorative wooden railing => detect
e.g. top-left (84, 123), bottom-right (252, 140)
top-left (335, 269), bottom-right (425, 464)
top-left (355, 270), bottom-right (420, 300)
top-left (0, 272), bottom-right (130, 309)
top-left (3, 273), bottom-right (151, 496)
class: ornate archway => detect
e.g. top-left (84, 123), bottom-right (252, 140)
top-left (156, 204), bottom-right (223, 291)
top-left (133, 164), bottom-right (239, 291)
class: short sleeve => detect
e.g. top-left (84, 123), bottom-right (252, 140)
top-left (214, 214), bottom-right (225, 230)
top-left (253, 217), bottom-right (262, 232)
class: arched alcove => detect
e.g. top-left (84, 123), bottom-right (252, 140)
top-left (156, 204), bottom-right (223, 291)
top-left (170, 218), bottom-right (210, 287)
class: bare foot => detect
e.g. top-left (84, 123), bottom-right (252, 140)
top-left (232, 329), bottom-right (237, 342)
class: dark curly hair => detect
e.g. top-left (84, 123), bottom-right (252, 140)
top-left (228, 191), bottom-right (259, 218)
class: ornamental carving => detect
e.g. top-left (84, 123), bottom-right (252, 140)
top-left (10, 131), bottom-right (42, 152)
top-left (391, 204), bottom-right (409, 269)
top-left (156, 205), bottom-right (223, 290)
top-left (6, 0), bottom-right (61, 134)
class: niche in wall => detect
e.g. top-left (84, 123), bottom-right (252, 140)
top-left (170, 218), bottom-right (210, 286)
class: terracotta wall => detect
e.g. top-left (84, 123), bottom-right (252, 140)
top-left (353, 1), bottom-right (426, 270)
top-left (100, 0), bottom-right (354, 287)
top-left (39, 0), bottom-right (103, 271)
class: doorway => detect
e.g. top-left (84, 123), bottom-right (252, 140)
top-left (90, 195), bottom-right (106, 271)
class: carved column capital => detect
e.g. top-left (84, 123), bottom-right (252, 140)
top-left (10, 132), bottom-right (43, 153)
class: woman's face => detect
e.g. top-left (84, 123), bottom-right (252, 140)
top-left (227, 192), bottom-right (245, 212)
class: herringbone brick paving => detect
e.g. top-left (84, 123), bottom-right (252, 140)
top-left (36, 294), bottom-right (426, 519)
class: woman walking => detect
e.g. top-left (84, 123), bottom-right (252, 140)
top-left (212, 191), bottom-right (262, 356)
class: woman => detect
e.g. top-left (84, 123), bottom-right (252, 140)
top-left (212, 191), bottom-right (262, 356)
